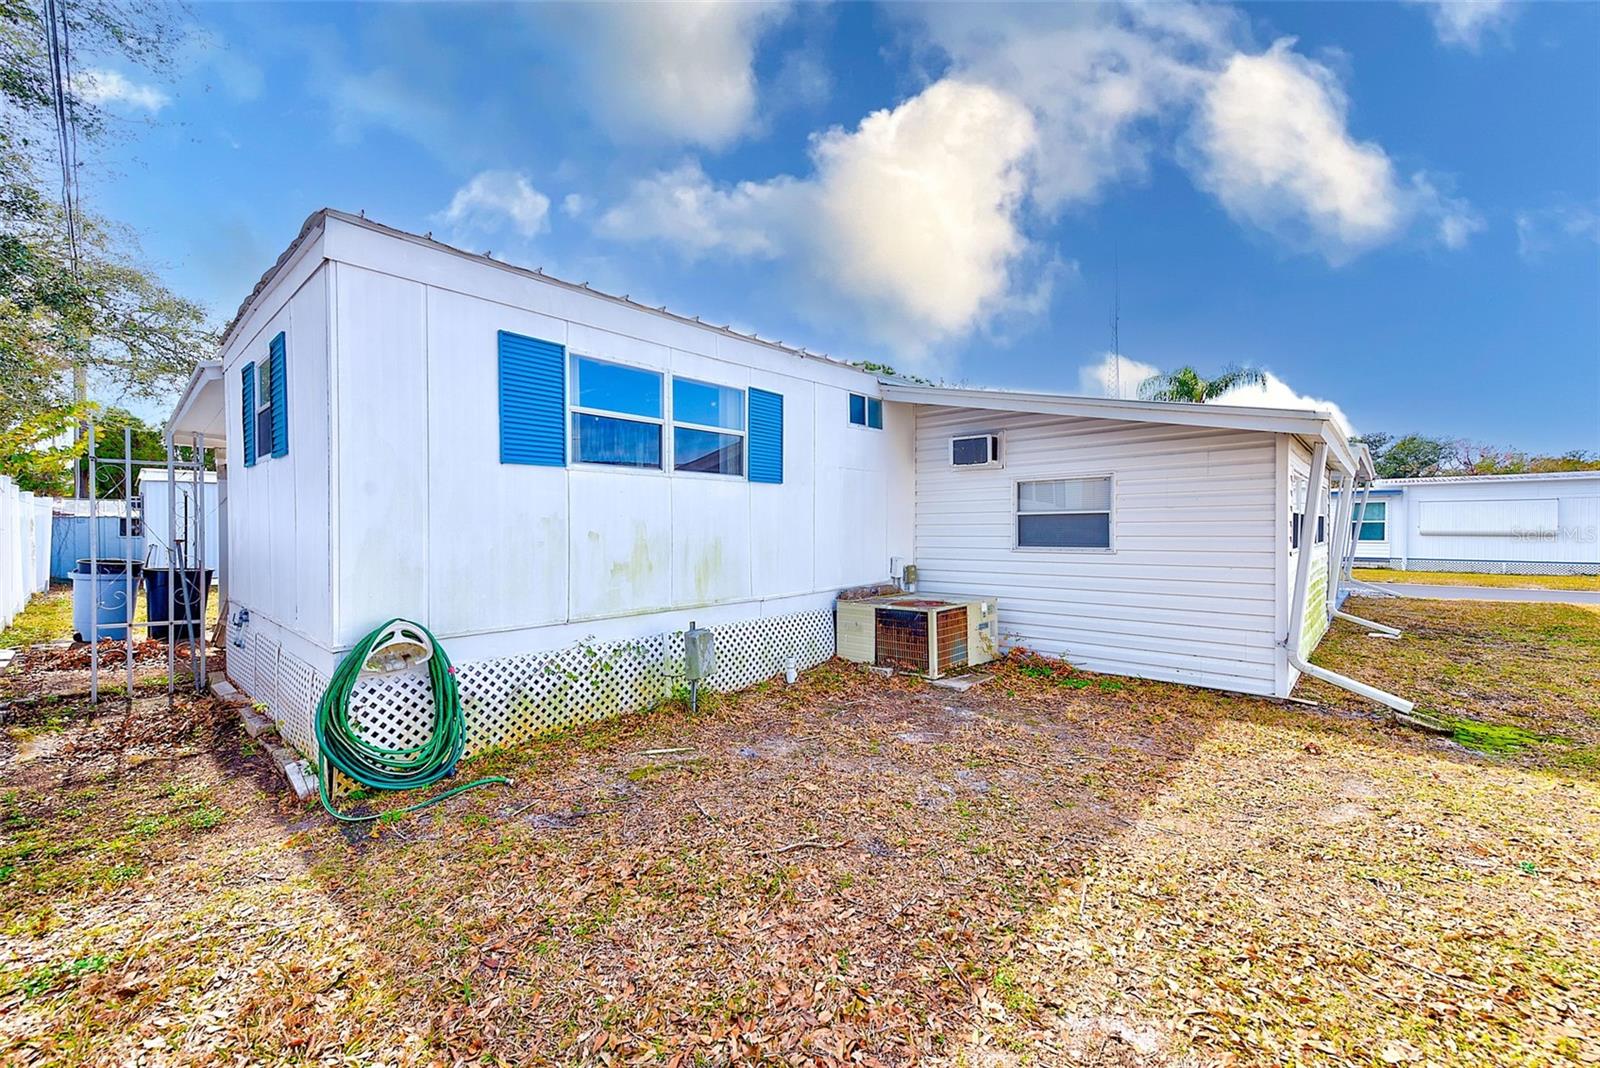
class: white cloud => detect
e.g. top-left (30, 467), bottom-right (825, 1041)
top-left (73, 68), bottom-right (170, 112)
top-left (600, 79), bottom-right (1040, 358)
top-left (598, 161), bottom-right (791, 258)
top-left (561, 194), bottom-right (589, 218)
top-left (565, 1), bottom-right (792, 149)
top-left (917, 3), bottom-right (1231, 209)
top-left (1437, 207), bottom-right (1486, 250)
top-left (1212, 371), bottom-right (1355, 437)
top-left (1515, 204), bottom-right (1600, 260)
top-left (1186, 41), bottom-right (1408, 262)
top-left (1076, 351), bottom-right (1160, 399)
top-left (1411, 1), bottom-right (1517, 50)
top-left (437, 171), bottom-right (551, 238)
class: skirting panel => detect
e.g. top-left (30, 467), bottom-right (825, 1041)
top-left (239, 609), bottom-right (837, 769)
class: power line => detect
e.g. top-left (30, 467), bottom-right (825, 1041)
top-left (43, 0), bottom-right (84, 281)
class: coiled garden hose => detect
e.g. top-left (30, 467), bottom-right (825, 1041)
top-left (314, 618), bottom-right (509, 822)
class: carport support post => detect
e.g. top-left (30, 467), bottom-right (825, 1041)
top-left (88, 417), bottom-right (97, 705)
top-left (124, 426), bottom-right (134, 704)
top-left (1287, 442), bottom-right (1327, 654)
top-left (166, 436), bottom-right (176, 703)
top-left (193, 432), bottom-right (206, 692)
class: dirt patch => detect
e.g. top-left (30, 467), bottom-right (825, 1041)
top-left (3, 602), bottom-right (1598, 1065)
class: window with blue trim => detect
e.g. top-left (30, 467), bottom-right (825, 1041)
top-left (569, 355), bottom-right (663, 468)
top-left (848, 392), bottom-right (882, 429)
top-left (673, 377), bottom-right (745, 476)
top-left (254, 359), bottom-right (275, 458)
top-left (1354, 500), bottom-right (1387, 542)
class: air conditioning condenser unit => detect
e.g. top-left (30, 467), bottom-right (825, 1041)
top-left (836, 594), bottom-right (998, 679)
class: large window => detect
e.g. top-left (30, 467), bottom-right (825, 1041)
top-left (673, 377), bottom-right (745, 476)
top-left (570, 355), bottom-right (663, 468)
top-left (848, 392), bottom-right (883, 429)
top-left (1016, 477), bottom-right (1113, 550)
top-left (1354, 500), bottom-right (1387, 542)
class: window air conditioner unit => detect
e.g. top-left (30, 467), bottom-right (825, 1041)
top-left (836, 594), bottom-right (998, 679)
top-left (950, 433), bottom-right (1002, 468)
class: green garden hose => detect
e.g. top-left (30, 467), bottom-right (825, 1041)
top-left (314, 618), bottom-right (508, 822)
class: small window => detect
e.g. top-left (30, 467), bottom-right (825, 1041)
top-left (673, 377), bottom-right (745, 476)
top-left (570, 355), bottom-right (663, 468)
top-left (1354, 501), bottom-right (1387, 542)
top-left (255, 361), bottom-right (275, 458)
top-left (1290, 477), bottom-right (1306, 550)
top-left (848, 392), bottom-right (883, 429)
top-left (1017, 477), bottom-right (1112, 550)
top-left (951, 434), bottom-right (1001, 468)
top-left (1314, 485), bottom-right (1329, 545)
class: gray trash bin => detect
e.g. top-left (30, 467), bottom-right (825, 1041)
top-left (71, 559), bottom-right (140, 642)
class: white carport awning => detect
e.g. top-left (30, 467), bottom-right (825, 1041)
top-left (165, 361), bottom-right (226, 450)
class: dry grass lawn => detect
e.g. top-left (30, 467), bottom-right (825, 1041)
top-left (1353, 567), bottom-right (1600, 593)
top-left (1, 596), bottom-right (1597, 1066)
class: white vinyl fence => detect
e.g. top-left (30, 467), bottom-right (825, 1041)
top-left (0, 476), bottom-right (53, 632)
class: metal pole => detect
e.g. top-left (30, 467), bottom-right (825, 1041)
top-left (88, 416), bottom-right (98, 705)
top-left (124, 426), bottom-right (134, 704)
top-left (193, 433), bottom-right (207, 692)
top-left (166, 434), bottom-right (175, 702)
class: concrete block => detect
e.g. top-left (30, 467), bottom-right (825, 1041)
top-left (238, 706), bottom-right (274, 739)
top-left (284, 760), bottom-right (317, 802)
top-left (929, 674), bottom-right (986, 692)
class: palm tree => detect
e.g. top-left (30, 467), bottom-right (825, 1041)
top-left (1137, 364), bottom-right (1267, 403)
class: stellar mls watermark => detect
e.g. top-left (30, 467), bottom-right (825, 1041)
top-left (1511, 524), bottom-right (1597, 543)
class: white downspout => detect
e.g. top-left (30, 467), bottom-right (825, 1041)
top-left (1284, 442), bottom-right (1415, 714)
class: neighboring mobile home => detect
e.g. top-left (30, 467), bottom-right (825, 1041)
top-left (165, 210), bottom-right (1396, 762)
top-left (1344, 471), bottom-right (1600, 576)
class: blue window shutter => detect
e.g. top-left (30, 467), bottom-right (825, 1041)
top-left (748, 387), bottom-right (783, 484)
top-left (867, 396), bottom-right (883, 429)
top-left (848, 392), bottom-right (866, 425)
top-left (499, 330), bottom-right (566, 465)
top-left (269, 331), bottom-right (289, 458)
top-left (241, 361), bottom-right (257, 467)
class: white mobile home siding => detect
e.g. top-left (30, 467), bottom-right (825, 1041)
top-left (221, 248), bottom-right (336, 672)
top-left (1355, 475), bottom-right (1600, 573)
top-left (322, 218), bottom-right (913, 664)
top-left (912, 407), bottom-right (1282, 695)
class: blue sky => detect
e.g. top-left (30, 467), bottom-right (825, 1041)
top-left (77, 1), bottom-right (1599, 452)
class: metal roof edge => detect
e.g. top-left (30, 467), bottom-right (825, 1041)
top-left (164, 360), bottom-right (224, 444)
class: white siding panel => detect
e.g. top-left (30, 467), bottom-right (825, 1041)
top-left (1418, 498), bottom-right (1558, 536)
top-left (424, 287), bottom-right (568, 638)
top-left (221, 262), bottom-right (334, 649)
top-left (749, 375), bottom-right (815, 599)
top-left (913, 407), bottom-right (1280, 694)
top-left (334, 266), bottom-right (429, 643)
top-left (569, 470), bottom-right (673, 620)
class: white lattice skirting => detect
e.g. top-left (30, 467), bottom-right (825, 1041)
top-left (230, 609), bottom-right (836, 765)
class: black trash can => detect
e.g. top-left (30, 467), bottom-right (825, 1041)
top-left (143, 568), bottom-right (215, 640)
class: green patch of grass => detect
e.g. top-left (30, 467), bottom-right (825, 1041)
top-left (8, 953), bottom-right (110, 1000)
top-left (1441, 715), bottom-right (1550, 755)
top-left (0, 584), bottom-right (73, 649)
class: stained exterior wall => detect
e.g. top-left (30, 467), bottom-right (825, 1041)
top-left (910, 405), bottom-right (1284, 696)
top-left (322, 217), bottom-right (913, 667)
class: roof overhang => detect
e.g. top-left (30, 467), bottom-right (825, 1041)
top-left (165, 361), bottom-right (226, 449)
top-left (879, 382), bottom-right (1360, 475)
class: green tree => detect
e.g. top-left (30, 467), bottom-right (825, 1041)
top-left (1374, 434), bottom-right (1451, 479)
top-left (1138, 364), bottom-right (1267, 403)
top-left (1, 1), bottom-right (213, 489)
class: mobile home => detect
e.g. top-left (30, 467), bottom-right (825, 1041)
top-left (165, 210), bottom-right (1397, 762)
top-left (1346, 471), bottom-right (1600, 576)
